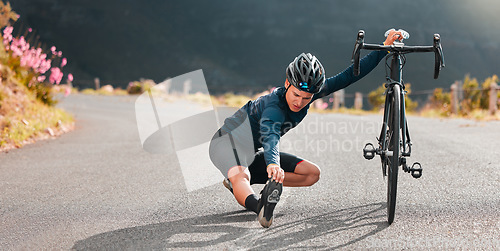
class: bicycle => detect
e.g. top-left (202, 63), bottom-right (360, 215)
top-left (352, 29), bottom-right (445, 224)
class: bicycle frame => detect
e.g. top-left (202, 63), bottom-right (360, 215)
top-left (379, 54), bottom-right (411, 160)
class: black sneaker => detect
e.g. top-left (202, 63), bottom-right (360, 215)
top-left (223, 178), bottom-right (233, 194)
top-left (257, 179), bottom-right (283, 228)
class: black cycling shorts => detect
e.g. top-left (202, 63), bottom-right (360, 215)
top-left (209, 129), bottom-right (303, 185)
top-left (248, 150), bottom-right (303, 184)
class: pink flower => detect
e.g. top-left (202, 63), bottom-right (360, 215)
top-left (11, 45), bottom-right (22, 57)
top-left (9, 36), bottom-right (31, 58)
top-left (20, 52), bottom-right (31, 67)
top-left (64, 86), bottom-right (71, 97)
top-left (3, 26), bottom-right (13, 34)
top-left (38, 76), bottom-right (46, 82)
top-left (38, 59), bottom-right (51, 74)
top-left (2, 26), bottom-right (71, 87)
top-left (49, 67), bottom-right (63, 85)
top-left (3, 26), bottom-right (13, 42)
top-left (19, 36), bottom-right (29, 51)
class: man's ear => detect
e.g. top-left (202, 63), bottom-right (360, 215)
top-left (285, 79), bottom-right (290, 88)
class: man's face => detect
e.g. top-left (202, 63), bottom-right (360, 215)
top-left (285, 81), bottom-right (313, 112)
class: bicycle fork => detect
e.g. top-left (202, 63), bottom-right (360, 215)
top-left (362, 86), bottom-right (422, 179)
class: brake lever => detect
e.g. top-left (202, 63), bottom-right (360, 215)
top-left (352, 30), bottom-right (365, 60)
top-left (434, 34), bottom-right (445, 68)
top-left (433, 34), bottom-right (445, 79)
top-left (352, 30), bottom-right (365, 76)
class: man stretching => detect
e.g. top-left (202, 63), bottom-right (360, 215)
top-left (209, 29), bottom-right (404, 227)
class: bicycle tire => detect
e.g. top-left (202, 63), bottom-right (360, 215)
top-left (387, 85), bottom-right (401, 225)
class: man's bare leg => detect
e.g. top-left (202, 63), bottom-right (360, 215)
top-left (283, 160), bottom-right (321, 187)
top-left (227, 165), bottom-right (255, 207)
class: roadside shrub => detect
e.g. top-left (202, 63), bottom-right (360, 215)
top-left (430, 88), bottom-right (451, 107)
top-left (0, 1), bottom-right (17, 28)
top-left (221, 92), bottom-right (250, 107)
top-left (427, 88), bottom-right (451, 116)
top-left (368, 83), bottom-right (418, 112)
top-left (479, 74), bottom-right (499, 110)
top-left (0, 1), bottom-right (74, 150)
top-left (127, 79), bottom-right (155, 94)
top-left (30, 81), bottom-right (57, 106)
top-left (403, 84), bottom-right (418, 112)
top-left (368, 84), bottom-right (386, 111)
top-left (461, 75), bottom-right (481, 115)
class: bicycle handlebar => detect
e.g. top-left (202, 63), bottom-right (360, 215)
top-left (352, 30), bottom-right (445, 79)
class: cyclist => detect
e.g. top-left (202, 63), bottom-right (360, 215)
top-left (209, 29), bottom-right (404, 228)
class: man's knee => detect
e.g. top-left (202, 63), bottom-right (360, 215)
top-left (298, 161), bottom-right (320, 186)
top-left (228, 166), bottom-right (250, 182)
top-left (307, 163), bottom-right (321, 185)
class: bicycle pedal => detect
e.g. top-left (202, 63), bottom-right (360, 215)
top-left (363, 143), bottom-right (376, 160)
top-left (410, 162), bottom-right (422, 179)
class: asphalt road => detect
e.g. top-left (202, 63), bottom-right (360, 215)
top-left (1, 94), bottom-right (498, 250)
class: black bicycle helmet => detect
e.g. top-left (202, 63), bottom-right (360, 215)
top-left (286, 52), bottom-right (325, 94)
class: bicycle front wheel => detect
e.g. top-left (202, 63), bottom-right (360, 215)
top-left (387, 85), bottom-right (401, 224)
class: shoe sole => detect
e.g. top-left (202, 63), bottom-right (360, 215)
top-left (258, 180), bottom-right (282, 228)
top-left (223, 179), bottom-right (233, 194)
top-left (258, 207), bottom-right (273, 228)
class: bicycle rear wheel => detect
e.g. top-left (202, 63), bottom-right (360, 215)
top-left (387, 85), bottom-right (401, 224)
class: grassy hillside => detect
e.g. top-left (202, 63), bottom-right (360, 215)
top-left (0, 1), bottom-right (73, 151)
top-left (0, 69), bottom-right (73, 151)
